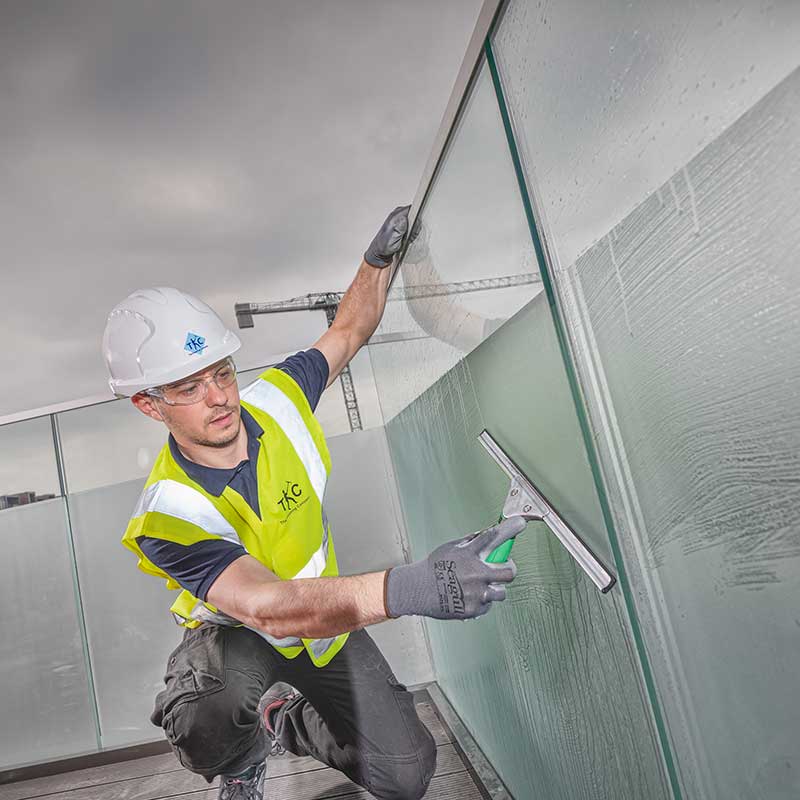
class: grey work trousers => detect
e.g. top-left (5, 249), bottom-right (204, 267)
top-left (151, 624), bottom-right (437, 800)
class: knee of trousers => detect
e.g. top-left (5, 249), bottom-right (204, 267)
top-left (161, 672), bottom-right (264, 776)
top-left (368, 734), bottom-right (437, 800)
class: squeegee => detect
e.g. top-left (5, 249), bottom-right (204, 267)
top-left (479, 429), bottom-right (616, 593)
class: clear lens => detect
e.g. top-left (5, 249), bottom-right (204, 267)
top-left (153, 358), bottom-right (237, 405)
top-left (164, 381), bottom-right (203, 404)
top-left (214, 364), bottom-right (236, 388)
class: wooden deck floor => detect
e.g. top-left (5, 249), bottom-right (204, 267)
top-left (0, 695), bottom-right (488, 800)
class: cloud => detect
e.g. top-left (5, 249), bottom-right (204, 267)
top-left (0, 0), bottom-right (482, 418)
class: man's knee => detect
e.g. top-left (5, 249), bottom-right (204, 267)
top-left (161, 673), bottom-right (263, 776)
top-left (368, 735), bottom-right (437, 800)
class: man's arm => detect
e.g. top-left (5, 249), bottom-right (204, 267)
top-left (313, 260), bottom-right (392, 389)
top-left (205, 517), bottom-right (526, 640)
top-left (313, 206), bottom-right (409, 388)
top-left (206, 555), bottom-right (388, 639)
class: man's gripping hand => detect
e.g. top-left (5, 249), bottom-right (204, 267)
top-left (384, 516), bottom-right (527, 620)
top-left (364, 205), bottom-right (411, 268)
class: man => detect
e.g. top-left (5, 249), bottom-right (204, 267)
top-left (102, 207), bottom-right (525, 800)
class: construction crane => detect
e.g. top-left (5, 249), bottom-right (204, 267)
top-left (235, 272), bottom-right (540, 432)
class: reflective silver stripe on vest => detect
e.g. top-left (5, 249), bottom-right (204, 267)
top-left (240, 379), bottom-right (327, 502)
top-left (308, 636), bottom-right (337, 659)
top-left (133, 479), bottom-right (241, 545)
top-left (250, 628), bottom-right (304, 649)
top-left (184, 602), bottom-right (303, 648)
top-left (293, 524), bottom-right (329, 580)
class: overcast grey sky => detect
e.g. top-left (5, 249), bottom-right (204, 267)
top-left (0, 0), bottom-right (482, 418)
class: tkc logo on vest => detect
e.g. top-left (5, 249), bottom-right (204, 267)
top-left (277, 480), bottom-right (309, 522)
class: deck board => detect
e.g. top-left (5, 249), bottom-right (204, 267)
top-left (0, 693), bottom-right (484, 800)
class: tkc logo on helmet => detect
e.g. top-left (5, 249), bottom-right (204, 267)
top-left (184, 331), bottom-right (207, 355)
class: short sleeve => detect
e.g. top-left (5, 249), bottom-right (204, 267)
top-left (274, 348), bottom-right (330, 411)
top-left (137, 536), bottom-right (247, 601)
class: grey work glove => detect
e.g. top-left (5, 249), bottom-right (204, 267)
top-left (364, 205), bottom-right (411, 268)
top-left (385, 516), bottom-right (526, 620)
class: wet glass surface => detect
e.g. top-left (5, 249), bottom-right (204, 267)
top-left (494, 2), bottom-right (800, 796)
top-left (381, 296), bottom-right (670, 799)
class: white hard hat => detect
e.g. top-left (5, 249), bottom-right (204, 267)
top-left (102, 287), bottom-right (242, 397)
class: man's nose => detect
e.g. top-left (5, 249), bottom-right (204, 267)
top-left (205, 379), bottom-right (228, 406)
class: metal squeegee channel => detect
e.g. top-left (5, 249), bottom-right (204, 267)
top-left (478, 429), bottom-right (616, 592)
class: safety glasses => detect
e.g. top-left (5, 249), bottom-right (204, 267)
top-left (146, 357), bottom-right (237, 406)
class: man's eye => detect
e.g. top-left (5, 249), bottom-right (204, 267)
top-left (217, 368), bottom-right (234, 382)
top-left (178, 384), bottom-right (200, 396)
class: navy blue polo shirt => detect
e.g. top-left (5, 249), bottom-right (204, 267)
top-left (137, 348), bottom-right (329, 601)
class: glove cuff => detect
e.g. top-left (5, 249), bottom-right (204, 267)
top-left (364, 249), bottom-right (392, 269)
top-left (383, 569), bottom-right (395, 618)
top-left (384, 563), bottom-right (419, 618)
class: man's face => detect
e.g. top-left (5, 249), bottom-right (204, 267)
top-left (133, 359), bottom-right (242, 449)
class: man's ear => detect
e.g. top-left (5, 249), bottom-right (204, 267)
top-left (131, 392), bottom-right (164, 422)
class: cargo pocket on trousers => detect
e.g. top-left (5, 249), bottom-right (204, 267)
top-left (370, 674), bottom-right (437, 793)
top-left (152, 624), bottom-right (227, 726)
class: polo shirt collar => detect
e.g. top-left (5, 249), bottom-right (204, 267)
top-left (168, 406), bottom-right (263, 496)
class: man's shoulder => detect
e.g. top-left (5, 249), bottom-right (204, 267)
top-left (271, 349), bottom-right (329, 412)
top-left (240, 351), bottom-right (329, 416)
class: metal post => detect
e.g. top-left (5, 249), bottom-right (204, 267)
top-left (51, 413), bottom-right (103, 749)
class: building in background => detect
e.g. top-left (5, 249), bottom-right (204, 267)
top-left (0, 491), bottom-right (56, 510)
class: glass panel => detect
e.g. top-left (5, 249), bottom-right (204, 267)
top-left (66, 480), bottom-right (182, 748)
top-left (371, 60), bottom-right (670, 799)
top-left (325, 429), bottom-right (409, 574)
top-left (371, 67), bottom-right (539, 423)
top-left (0, 415), bottom-right (60, 508)
top-left (59, 401), bottom-right (182, 748)
top-left (494, 3), bottom-right (800, 797)
top-left (0, 417), bottom-right (95, 767)
top-left (494, 0), bottom-right (800, 267)
top-left (0, 501), bottom-right (97, 767)
top-left (325, 428), bottom-right (433, 688)
top-left (58, 400), bottom-right (167, 495)
top-left (336, 347), bottom-right (384, 433)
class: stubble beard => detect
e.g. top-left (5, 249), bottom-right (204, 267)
top-left (195, 414), bottom-right (242, 449)
top-left (169, 407), bottom-right (241, 450)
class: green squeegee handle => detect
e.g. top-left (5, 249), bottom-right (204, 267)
top-left (485, 516), bottom-right (516, 563)
top-left (486, 538), bottom-right (515, 563)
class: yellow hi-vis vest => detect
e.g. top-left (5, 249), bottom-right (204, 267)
top-left (121, 367), bottom-right (348, 668)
